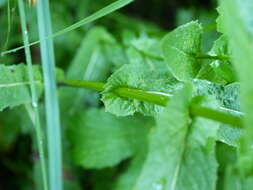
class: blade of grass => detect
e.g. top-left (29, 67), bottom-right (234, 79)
top-left (2, 0), bottom-right (11, 51)
top-left (36, 0), bottom-right (62, 189)
top-left (1, 0), bottom-right (134, 56)
top-left (17, 0), bottom-right (48, 190)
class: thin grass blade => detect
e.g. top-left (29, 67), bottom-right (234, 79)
top-left (17, 0), bottom-right (48, 189)
top-left (36, 0), bottom-right (62, 189)
top-left (1, 0), bottom-right (134, 56)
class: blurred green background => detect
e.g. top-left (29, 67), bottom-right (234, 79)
top-left (0, 0), bottom-right (221, 189)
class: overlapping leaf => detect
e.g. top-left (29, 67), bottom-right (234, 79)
top-left (60, 27), bottom-right (113, 112)
top-left (102, 63), bottom-right (178, 116)
top-left (0, 64), bottom-right (43, 111)
top-left (208, 35), bottom-right (236, 83)
top-left (68, 108), bottom-right (153, 169)
top-left (219, 0), bottom-right (253, 175)
top-left (113, 145), bottom-right (147, 190)
top-left (192, 79), bottom-right (242, 147)
top-left (162, 21), bottom-right (203, 81)
top-left (134, 85), bottom-right (219, 190)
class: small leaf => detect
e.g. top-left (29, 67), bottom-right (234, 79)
top-left (209, 35), bottom-right (236, 83)
top-left (102, 63), bottom-right (178, 116)
top-left (162, 21), bottom-right (203, 81)
top-left (216, 7), bottom-right (225, 34)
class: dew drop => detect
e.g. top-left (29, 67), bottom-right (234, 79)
top-left (213, 60), bottom-right (220, 67)
top-left (152, 183), bottom-right (163, 190)
top-left (152, 178), bottom-right (166, 190)
top-left (32, 102), bottom-right (38, 108)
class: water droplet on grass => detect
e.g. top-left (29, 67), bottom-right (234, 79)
top-left (32, 102), bottom-right (38, 108)
top-left (152, 183), bottom-right (163, 190)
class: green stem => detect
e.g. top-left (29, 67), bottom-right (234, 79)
top-left (61, 79), bottom-right (243, 128)
top-left (196, 53), bottom-right (230, 61)
top-left (18, 1), bottom-right (48, 190)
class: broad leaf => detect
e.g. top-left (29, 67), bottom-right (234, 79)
top-left (60, 27), bottom-right (113, 112)
top-left (68, 108), bottom-right (153, 169)
top-left (102, 63), bottom-right (178, 116)
top-left (193, 79), bottom-right (242, 147)
top-left (114, 146), bottom-right (147, 190)
top-left (130, 37), bottom-right (163, 61)
top-left (162, 21), bottom-right (202, 81)
top-left (219, 0), bottom-right (253, 174)
top-left (218, 125), bottom-right (241, 147)
top-left (191, 79), bottom-right (223, 100)
top-left (66, 27), bottom-right (113, 79)
top-left (0, 64), bottom-right (43, 111)
top-left (103, 42), bottom-right (129, 70)
top-left (224, 167), bottom-right (253, 190)
top-left (134, 85), bottom-right (219, 190)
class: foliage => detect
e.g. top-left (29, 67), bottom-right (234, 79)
top-left (0, 0), bottom-right (252, 189)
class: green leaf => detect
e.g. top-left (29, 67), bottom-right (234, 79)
top-left (218, 82), bottom-right (242, 147)
top-left (114, 144), bottom-right (148, 190)
top-left (218, 125), bottom-right (241, 147)
top-left (192, 80), bottom-right (242, 147)
top-left (68, 108), bottom-right (153, 169)
top-left (191, 79), bottom-right (223, 99)
top-left (134, 85), bottom-right (219, 190)
top-left (130, 37), bottom-right (163, 61)
top-left (219, 0), bottom-right (253, 175)
top-left (222, 82), bottom-right (240, 111)
top-left (0, 64), bottom-right (43, 111)
top-left (102, 63), bottom-right (178, 116)
top-left (60, 27), bottom-right (113, 112)
top-left (192, 79), bottom-right (240, 111)
top-left (216, 7), bottom-right (225, 34)
top-left (103, 42), bottom-right (129, 70)
top-left (66, 27), bottom-right (113, 79)
top-left (162, 21), bottom-right (203, 81)
top-left (209, 35), bottom-right (236, 83)
top-left (196, 63), bottom-right (227, 84)
top-left (224, 167), bottom-right (253, 190)
top-left (126, 46), bottom-right (145, 65)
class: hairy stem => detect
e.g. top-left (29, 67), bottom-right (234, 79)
top-left (61, 79), bottom-right (243, 128)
